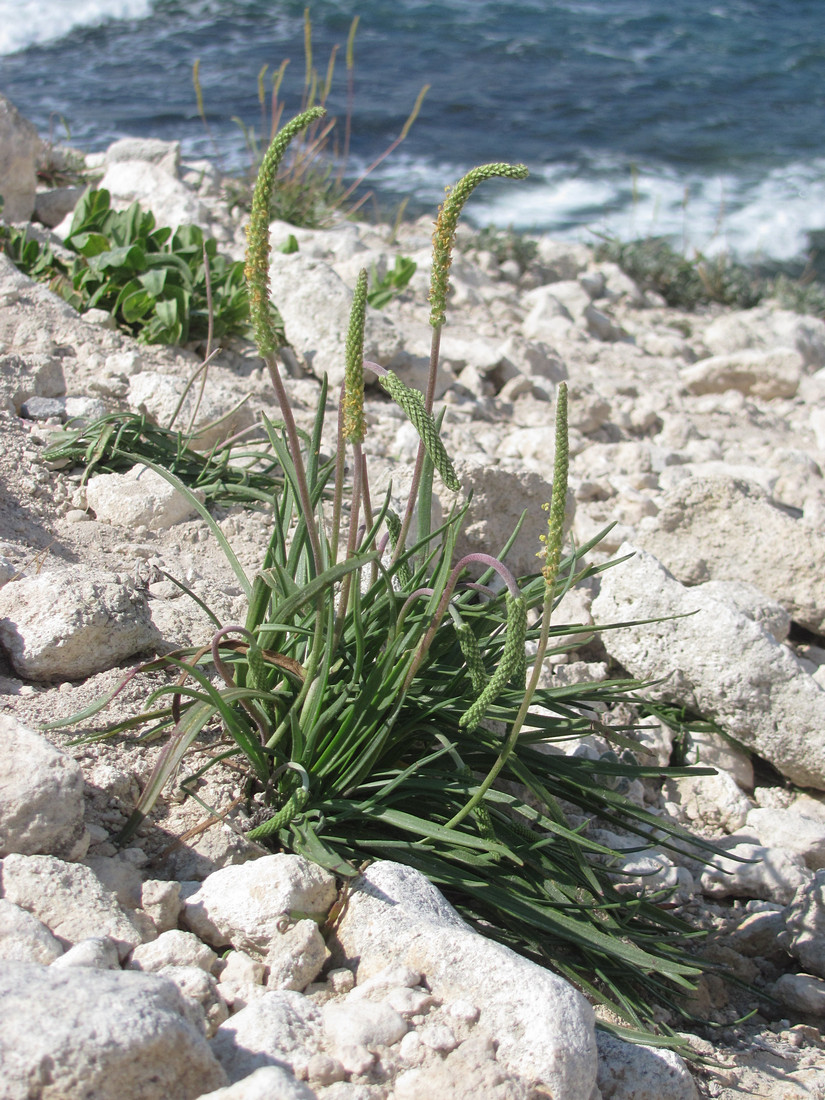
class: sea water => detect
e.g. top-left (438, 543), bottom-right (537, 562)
top-left (1, 0), bottom-right (823, 261)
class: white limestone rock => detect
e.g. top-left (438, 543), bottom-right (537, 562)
top-left (456, 461), bottom-right (568, 579)
top-left (596, 1031), bottom-right (698, 1100)
top-left (86, 464), bottom-right (205, 530)
top-left (128, 929), bottom-right (217, 974)
top-left (83, 854), bottom-right (144, 908)
top-left (534, 238), bottom-right (592, 281)
top-left (267, 252), bottom-right (411, 387)
top-left (773, 972), bottom-right (825, 1016)
top-left (127, 370), bottom-right (255, 451)
top-left (210, 990), bottom-right (324, 1084)
top-left (0, 350), bottom-right (66, 414)
top-left (742, 808), bottom-right (825, 871)
top-left (701, 305), bottom-right (825, 368)
top-left (699, 843), bottom-right (810, 904)
top-left (0, 898), bottom-right (64, 964)
top-left (0, 853), bottom-right (146, 961)
top-left (50, 936), bottom-right (121, 971)
top-left (636, 476), bottom-right (825, 634)
top-left (140, 878), bottom-right (182, 933)
top-left (663, 770), bottom-right (753, 834)
top-left (681, 347), bottom-right (802, 398)
top-left (323, 997), bottom-right (408, 1050)
top-left (0, 961), bottom-right (227, 1099)
top-left (727, 906), bottom-right (788, 958)
top-left (196, 1066), bottom-right (318, 1100)
top-left (0, 566), bottom-right (158, 680)
top-left (393, 1032), bottom-right (533, 1100)
top-left (0, 715), bottom-right (89, 860)
top-left (95, 148), bottom-right (210, 233)
top-left (684, 726), bottom-right (755, 791)
top-left (592, 546), bottom-right (825, 790)
top-left (0, 95), bottom-right (41, 222)
top-left (157, 964), bottom-right (229, 1038)
top-left (181, 853), bottom-right (337, 959)
top-left (265, 918), bottom-right (329, 991)
top-left (780, 870), bottom-right (825, 978)
top-left (329, 860), bottom-right (598, 1100)
top-left (697, 580), bottom-right (791, 644)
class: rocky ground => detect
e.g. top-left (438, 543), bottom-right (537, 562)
top-left (1, 96), bottom-right (825, 1099)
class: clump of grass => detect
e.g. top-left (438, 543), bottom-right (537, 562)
top-left (595, 233), bottom-right (825, 318)
top-left (52, 111), bottom-right (725, 1040)
top-left (467, 224), bottom-right (539, 274)
top-left (41, 412), bottom-right (289, 510)
top-left (195, 9), bottom-right (428, 228)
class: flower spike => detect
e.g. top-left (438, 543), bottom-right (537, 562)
top-left (429, 162), bottom-right (528, 330)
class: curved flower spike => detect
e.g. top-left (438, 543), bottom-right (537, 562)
top-left (429, 162), bottom-right (528, 330)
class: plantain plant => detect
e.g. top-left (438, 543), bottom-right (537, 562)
top-left (53, 109), bottom-right (724, 1039)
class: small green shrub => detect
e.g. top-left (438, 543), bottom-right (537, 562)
top-left (52, 111), bottom-right (725, 1040)
top-left (468, 224), bottom-right (538, 273)
top-left (196, 10), bottom-right (427, 228)
top-left (367, 255), bottom-right (417, 308)
top-left (595, 233), bottom-right (825, 318)
top-left (1, 188), bottom-right (249, 345)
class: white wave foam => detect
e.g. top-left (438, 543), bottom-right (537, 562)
top-left (470, 159), bottom-right (825, 262)
top-left (0, 0), bottom-right (152, 56)
top-left (346, 151), bottom-right (825, 262)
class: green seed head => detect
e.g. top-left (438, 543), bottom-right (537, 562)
top-left (429, 162), bottom-right (528, 330)
top-left (537, 382), bottom-right (569, 589)
top-left (245, 107), bottom-right (326, 356)
top-left (343, 269), bottom-right (368, 443)
top-left (379, 370), bottom-right (460, 491)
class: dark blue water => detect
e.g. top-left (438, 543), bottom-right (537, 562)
top-left (2, 1), bottom-right (824, 258)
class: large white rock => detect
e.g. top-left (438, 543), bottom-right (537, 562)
top-left (196, 1065), bottom-right (317, 1100)
top-left (699, 843), bottom-right (810, 904)
top-left (329, 860), bottom-right (598, 1100)
top-left (772, 972), bottom-right (825, 1016)
top-left (636, 476), bottom-right (825, 634)
top-left (128, 929), bottom-right (217, 974)
top-left (181, 854), bottom-right (337, 961)
top-left (95, 141), bottom-right (210, 233)
top-left (780, 870), bottom-right (825, 978)
top-left (0, 95), bottom-right (41, 222)
top-left (267, 252), bottom-right (411, 387)
top-left (596, 1031), bottom-right (698, 1100)
top-left (681, 347), bottom-right (801, 398)
top-left (0, 715), bottom-right (89, 861)
top-left (741, 808), bottom-right (825, 871)
top-left (0, 961), bottom-right (227, 1099)
top-left (86, 464), bottom-right (205, 530)
top-left (0, 566), bottom-right (158, 680)
top-left (663, 770), bottom-right (752, 834)
top-left (702, 305), bottom-right (825, 368)
top-left (0, 898), bottom-right (64, 964)
top-left (127, 371), bottom-right (255, 451)
top-left (210, 990), bottom-right (324, 1084)
top-left (0, 349), bottom-right (65, 414)
top-left (592, 546), bottom-right (825, 789)
top-left (455, 461), bottom-right (567, 579)
top-left (0, 853), bottom-right (146, 961)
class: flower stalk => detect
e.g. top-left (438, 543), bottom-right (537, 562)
top-left (445, 381), bottom-right (569, 830)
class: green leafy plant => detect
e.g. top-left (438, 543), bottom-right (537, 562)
top-left (53, 111), bottom-right (726, 1038)
top-left (366, 255), bottom-right (417, 309)
top-left (41, 412), bottom-right (289, 510)
top-left (1, 189), bottom-right (249, 345)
